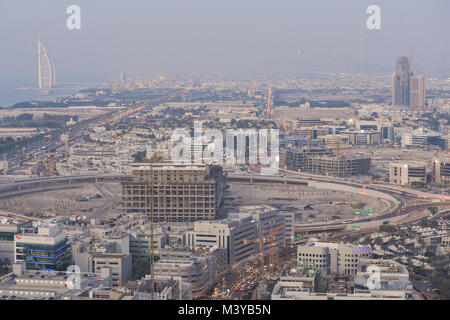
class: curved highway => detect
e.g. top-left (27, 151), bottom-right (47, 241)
top-left (0, 171), bottom-right (448, 235)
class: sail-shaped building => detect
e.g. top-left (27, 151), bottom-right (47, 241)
top-left (37, 34), bottom-right (56, 89)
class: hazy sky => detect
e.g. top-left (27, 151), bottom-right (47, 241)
top-left (0, 0), bottom-right (449, 83)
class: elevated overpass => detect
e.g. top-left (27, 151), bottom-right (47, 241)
top-left (0, 210), bottom-right (45, 222)
top-left (0, 172), bottom-right (447, 236)
top-left (0, 174), bottom-right (124, 199)
top-left (280, 169), bottom-right (450, 201)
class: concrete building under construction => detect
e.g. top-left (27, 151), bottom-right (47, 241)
top-left (307, 156), bottom-right (371, 177)
top-left (280, 147), bottom-right (370, 177)
top-left (121, 163), bottom-right (225, 222)
top-left (280, 147), bottom-right (335, 171)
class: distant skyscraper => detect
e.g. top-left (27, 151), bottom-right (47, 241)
top-left (267, 88), bottom-right (274, 119)
top-left (410, 75), bottom-right (426, 108)
top-left (192, 79), bottom-right (202, 88)
top-left (392, 57), bottom-right (412, 106)
top-left (120, 72), bottom-right (127, 86)
top-left (37, 34), bottom-right (56, 89)
top-left (359, 22), bottom-right (364, 72)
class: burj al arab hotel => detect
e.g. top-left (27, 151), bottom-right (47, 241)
top-left (37, 34), bottom-right (56, 89)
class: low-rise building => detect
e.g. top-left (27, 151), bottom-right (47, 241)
top-left (186, 216), bottom-right (257, 265)
top-left (342, 130), bottom-right (381, 146)
top-left (14, 222), bottom-right (72, 271)
top-left (153, 249), bottom-right (226, 293)
top-left (432, 158), bottom-right (450, 184)
top-left (0, 263), bottom-right (111, 300)
top-left (0, 219), bottom-right (32, 263)
top-left (129, 233), bottom-right (166, 259)
top-left (271, 270), bottom-right (317, 300)
top-left (354, 258), bottom-right (412, 297)
top-left (297, 241), bottom-right (371, 276)
top-left (390, 161), bottom-right (427, 186)
top-left (272, 290), bottom-right (406, 300)
top-left (136, 275), bottom-right (192, 300)
top-left (92, 253), bottom-right (132, 287)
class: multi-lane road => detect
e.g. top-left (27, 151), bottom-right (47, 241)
top-left (2, 171), bottom-right (448, 237)
top-left (3, 89), bottom-right (186, 170)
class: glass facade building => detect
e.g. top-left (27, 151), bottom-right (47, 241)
top-left (14, 223), bottom-right (73, 271)
top-left (15, 239), bottom-right (72, 271)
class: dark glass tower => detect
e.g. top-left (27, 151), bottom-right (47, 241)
top-left (392, 57), bottom-right (412, 106)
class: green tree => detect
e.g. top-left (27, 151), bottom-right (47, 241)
top-left (374, 236), bottom-right (383, 246)
top-left (417, 237), bottom-right (426, 255)
top-left (0, 257), bottom-right (11, 275)
top-left (425, 245), bottom-right (436, 258)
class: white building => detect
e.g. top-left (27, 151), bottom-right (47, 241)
top-left (136, 275), bottom-right (192, 300)
top-left (92, 253), bottom-right (132, 287)
top-left (153, 249), bottom-right (226, 293)
top-left (297, 241), bottom-right (371, 276)
top-left (354, 258), bottom-right (412, 293)
top-left (186, 216), bottom-right (258, 265)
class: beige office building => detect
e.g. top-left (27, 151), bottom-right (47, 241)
top-left (390, 161), bottom-right (427, 186)
top-left (432, 158), bottom-right (450, 184)
top-left (410, 76), bottom-right (426, 108)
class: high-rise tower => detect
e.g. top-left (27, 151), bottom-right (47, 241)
top-left (267, 88), bottom-right (274, 119)
top-left (392, 57), bottom-right (412, 106)
top-left (410, 76), bottom-right (426, 108)
top-left (120, 72), bottom-right (127, 87)
top-left (37, 34), bottom-right (56, 89)
top-left (359, 22), bottom-right (364, 72)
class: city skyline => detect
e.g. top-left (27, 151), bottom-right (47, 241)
top-left (0, 0), bottom-right (449, 84)
top-left (0, 0), bottom-right (449, 306)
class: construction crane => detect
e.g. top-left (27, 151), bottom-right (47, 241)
top-left (268, 224), bottom-right (283, 274)
top-left (213, 287), bottom-right (219, 299)
top-left (148, 172), bottom-right (155, 300)
top-left (243, 224), bottom-right (284, 275)
top-left (142, 154), bottom-right (164, 300)
top-left (243, 235), bottom-right (265, 272)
